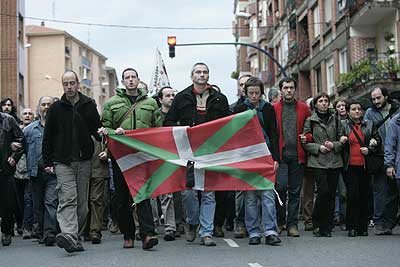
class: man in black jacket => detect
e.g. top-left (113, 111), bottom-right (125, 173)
top-left (0, 111), bottom-right (24, 246)
top-left (42, 70), bottom-right (102, 253)
top-left (164, 62), bottom-right (230, 246)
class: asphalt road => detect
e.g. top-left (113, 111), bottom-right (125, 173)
top-left (0, 225), bottom-right (399, 267)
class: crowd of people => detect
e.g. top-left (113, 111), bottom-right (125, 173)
top-left (1, 62), bottom-right (400, 254)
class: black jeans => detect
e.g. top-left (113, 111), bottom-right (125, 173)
top-left (312, 168), bottom-right (340, 234)
top-left (31, 170), bottom-right (58, 238)
top-left (111, 157), bottom-right (155, 240)
top-left (344, 166), bottom-right (371, 232)
top-left (0, 173), bottom-right (16, 235)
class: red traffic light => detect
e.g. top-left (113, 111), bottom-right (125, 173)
top-left (168, 36), bottom-right (176, 46)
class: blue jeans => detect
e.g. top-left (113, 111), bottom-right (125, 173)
top-left (373, 169), bottom-right (398, 229)
top-left (275, 158), bottom-right (304, 227)
top-left (182, 190), bottom-right (215, 237)
top-left (245, 190), bottom-right (278, 237)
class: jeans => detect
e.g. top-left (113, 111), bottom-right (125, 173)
top-left (31, 171), bottom-right (58, 238)
top-left (373, 169), bottom-right (399, 229)
top-left (245, 190), bottom-right (278, 237)
top-left (54, 161), bottom-right (91, 239)
top-left (312, 168), bottom-right (340, 234)
top-left (234, 190), bottom-right (246, 228)
top-left (182, 190), bottom-right (215, 237)
top-left (275, 158), bottom-right (304, 227)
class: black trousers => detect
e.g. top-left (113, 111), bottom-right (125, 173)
top-left (0, 174), bottom-right (16, 235)
top-left (214, 191), bottom-right (235, 227)
top-left (312, 168), bottom-right (340, 234)
top-left (111, 157), bottom-right (155, 240)
top-left (344, 166), bottom-right (371, 232)
top-left (14, 178), bottom-right (28, 229)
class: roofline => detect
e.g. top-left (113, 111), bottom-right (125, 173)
top-left (26, 26), bottom-right (108, 60)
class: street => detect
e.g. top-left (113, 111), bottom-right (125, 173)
top-left (0, 225), bottom-right (399, 267)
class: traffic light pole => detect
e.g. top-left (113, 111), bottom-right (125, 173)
top-left (175, 42), bottom-right (287, 77)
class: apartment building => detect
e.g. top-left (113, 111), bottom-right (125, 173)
top-left (233, 0), bottom-right (400, 101)
top-left (0, 0), bottom-right (26, 109)
top-left (25, 24), bottom-right (111, 112)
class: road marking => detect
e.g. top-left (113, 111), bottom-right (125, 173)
top-left (223, 238), bottom-right (239, 247)
top-left (248, 263), bottom-right (263, 267)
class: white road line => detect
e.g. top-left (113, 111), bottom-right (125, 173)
top-left (223, 238), bottom-right (239, 248)
top-left (248, 263), bottom-right (264, 267)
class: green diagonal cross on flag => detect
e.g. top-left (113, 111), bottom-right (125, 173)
top-left (107, 110), bottom-right (276, 203)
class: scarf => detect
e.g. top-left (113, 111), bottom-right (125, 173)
top-left (192, 88), bottom-right (210, 114)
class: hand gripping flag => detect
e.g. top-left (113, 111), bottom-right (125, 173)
top-left (107, 110), bottom-right (276, 203)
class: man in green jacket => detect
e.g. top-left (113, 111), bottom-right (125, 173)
top-left (101, 68), bottom-right (160, 250)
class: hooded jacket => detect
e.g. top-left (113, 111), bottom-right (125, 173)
top-left (42, 92), bottom-right (102, 167)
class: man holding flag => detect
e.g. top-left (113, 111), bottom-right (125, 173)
top-left (164, 62), bottom-right (230, 246)
top-left (101, 68), bottom-right (160, 250)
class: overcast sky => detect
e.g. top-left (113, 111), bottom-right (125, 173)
top-left (26, 0), bottom-right (239, 103)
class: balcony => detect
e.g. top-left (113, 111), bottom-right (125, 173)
top-left (247, 2), bottom-right (257, 16)
top-left (350, 0), bottom-right (399, 26)
top-left (257, 26), bottom-right (273, 43)
top-left (247, 43), bottom-right (258, 58)
top-left (81, 79), bottom-right (92, 88)
top-left (232, 21), bottom-right (238, 38)
top-left (81, 56), bottom-right (91, 69)
top-left (297, 39), bottom-right (310, 62)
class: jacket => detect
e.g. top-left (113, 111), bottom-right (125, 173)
top-left (302, 111), bottom-right (344, 169)
top-left (273, 100), bottom-right (311, 163)
top-left (234, 100), bottom-right (280, 162)
top-left (384, 114), bottom-right (400, 178)
top-left (364, 99), bottom-right (400, 156)
top-left (164, 85), bottom-right (229, 127)
top-left (0, 112), bottom-right (24, 175)
top-left (102, 88), bottom-right (161, 132)
top-left (24, 120), bottom-right (44, 177)
top-left (42, 92), bottom-right (102, 167)
top-left (91, 137), bottom-right (109, 178)
top-left (341, 119), bottom-right (381, 170)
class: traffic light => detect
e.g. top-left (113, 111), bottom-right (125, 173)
top-left (168, 36), bottom-right (176, 58)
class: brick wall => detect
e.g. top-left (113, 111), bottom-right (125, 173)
top-left (0, 0), bottom-right (18, 104)
top-left (348, 37), bottom-right (376, 66)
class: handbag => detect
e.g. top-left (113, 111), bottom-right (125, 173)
top-left (348, 123), bottom-right (381, 174)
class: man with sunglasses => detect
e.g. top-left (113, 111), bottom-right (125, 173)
top-left (42, 70), bottom-right (102, 253)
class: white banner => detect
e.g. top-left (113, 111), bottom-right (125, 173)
top-left (149, 48), bottom-right (170, 96)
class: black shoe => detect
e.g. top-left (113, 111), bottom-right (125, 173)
top-left (1, 234), bottom-right (12, 246)
top-left (304, 223), bottom-right (314, 231)
top-left (348, 230), bottom-right (357, 237)
top-left (142, 235), bottom-right (158, 250)
top-left (56, 233), bottom-right (80, 253)
top-left (45, 234), bottom-right (56, 246)
top-left (314, 231), bottom-right (332, 237)
top-left (213, 225), bottom-right (225, 237)
top-left (75, 241), bottom-right (85, 252)
top-left (248, 236), bottom-right (261, 245)
top-left (265, 235), bottom-right (281, 246)
top-left (163, 230), bottom-right (175, 241)
top-left (16, 227), bottom-right (23, 236)
top-left (91, 232), bottom-right (102, 244)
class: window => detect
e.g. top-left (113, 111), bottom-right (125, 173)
top-left (281, 32), bottom-right (289, 66)
top-left (313, 6), bottom-right (320, 38)
top-left (324, 0), bottom-right (332, 23)
top-left (338, 0), bottom-right (346, 11)
top-left (326, 57), bottom-right (335, 95)
top-left (315, 67), bottom-right (322, 93)
top-left (339, 48), bottom-right (348, 74)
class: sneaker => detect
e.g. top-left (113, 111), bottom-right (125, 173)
top-left (248, 236), bottom-right (261, 245)
top-left (213, 225), bottom-right (224, 237)
top-left (22, 229), bottom-right (32, 239)
top-left (304, 223), bottom-right (314, 231)
top-left (374, 225), bottom-right (386, 235)
top-left (142, 235), bottom-right (158, 250)
top-left (233, 225), bottom-right (246, 239)
top-left (45, 234), bottom-right (56, 246)
top-left (200, 236), bottom-right (216, 246)
top-left (287, 225), bottom-right (300, 237)
top-left (163, 230), bottom-right (175, 241)
top-left (90, 232), bottom-right (102, 244)
top-left (265, 235), bottom-right (281, 246)
top-left (109, 222), bottom-right (119, 234)
top-left (1, 234), bottom-right (12, 246)
top-left (186, 224), bottom-right (198, 242)
top-left (56, 233), bottom-right (80, 253)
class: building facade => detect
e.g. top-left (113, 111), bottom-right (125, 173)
top-left (0, 0), bottom-right (26, 109)
top-left (26, 24), bottom-right (111, 112)
top-left (233, 0), bottom-right (400, 101)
